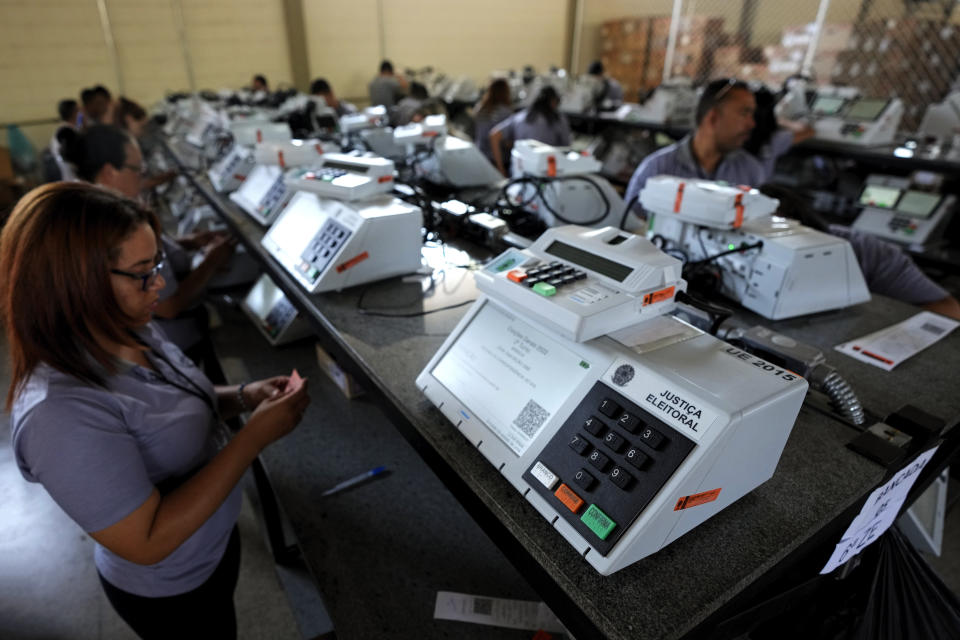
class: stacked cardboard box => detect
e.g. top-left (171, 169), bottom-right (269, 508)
top-left (646, 15), bottom-right (725, 87)
top-left (599, 17), bottom-right (650, 102)
top-left (598, 15), bottom-right (727, 98)
top-left (830, 18), bottom-right (960, 129)
top-left (762, 23), bottom-right (851, 87)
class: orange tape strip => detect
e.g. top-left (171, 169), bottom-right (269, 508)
top-left (277, 150), bottom-right (285, 169)
top-left (673, 182), bottom-right (685, 213)
top-left (642, 285), bottom-right (676, 306)
top-left (547, 156), bottom-right (557, 178)
top-left (674, 488), bottom-right (721, 511)
top-left (733, 193), bottom-right (744, 228)
top-left (335, 251), bottom-right (370, 273)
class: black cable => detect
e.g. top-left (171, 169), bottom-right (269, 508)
top-left (619, 192), bottom-right (640, 230)
top-left (536, 174), bottom-right (609, 226)
top-left (356, 272), bottom-right (476, 317)
top-left (685, 240), bottom-right (763, 268)
top-left (674, 290), bottom-right (733, 336)
top-left (357, 298), bottom-right (476, 318)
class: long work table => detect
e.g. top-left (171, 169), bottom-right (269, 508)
top-left (165, 141), bottom-right (960, 639)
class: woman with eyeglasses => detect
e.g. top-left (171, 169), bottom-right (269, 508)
top-left (59, 124), bottom-right (235, 354)
top-left (2, 182), bottom-right (311, 638)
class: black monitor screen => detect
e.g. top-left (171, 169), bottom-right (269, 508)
top-left (845, 98), bottom-right (889, 121)
top-left (811, 96), bottom-right (845, 116)
top-left (896, 191), bottom-right (941, 219)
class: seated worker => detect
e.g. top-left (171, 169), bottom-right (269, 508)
top-left (368, 60), bottom-right (407, 108)
top-left (3, 181), bottom-right (310, 639)
top-left (251, 74), bottom-right (268, 93)
top-left (489, 85), bottom-right (572, 176)
top-left (80, 84), bottom-right (113, 127)
top-left (473, 78), bottom-right (514, 163)
top-left (743, 86), bottom-right (815, 181)
top-left (760, 183), bottom-right (960, 320)
top-left (309, 78), bottom-right (357, 117)
top-left (586, 60), bottom-right (624, 109)
top-left (625, 78), bottom-right (765, 215)
top-left (50, 99), bottom-right (79, 180)
top-left (60, 125), bottom-right (236, 354)
top-left (112, 97), bottom-right (176, 190)
top-left (393, 81), bottom-right (429, 126)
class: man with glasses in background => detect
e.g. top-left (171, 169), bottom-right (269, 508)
top-left (624, 78), bottom-right (764, 219)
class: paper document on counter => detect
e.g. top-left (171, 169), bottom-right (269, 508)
top-left (433, 591), bottom-right (566, 633)
top-left (834, 311), bottom-right (959, 371)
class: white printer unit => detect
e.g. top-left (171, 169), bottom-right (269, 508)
top-left (641, 176), bottom-right (870, 319)
top-left (260, 190), bottom-right (422, 293)
top-left (813, 96), bottom-right (904, 146)
top-left (416, 225), bottom-right (808, 575)
top-left (507, 140), bottom-right (633, 230)
top-left (416, 135), bottom-right (504, 187)
top-left (229, 120), bottom-right (292, 147)
top-left (918, 91), bottom-right (960, 139)
top-left (614, 81), bottom-right (696, 126)
top-left (253, 138), bottom-right (341, 168)
top-left (393, 114), bottom-right (448, 146)
top-left (284, 154), bottom-right (396, 201)
top-left (852, 173), bottom-right (956, 249)
top-left (339, 105), bottom-right (388, 133)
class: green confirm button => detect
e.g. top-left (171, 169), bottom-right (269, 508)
top-left (532, 282), bottom-right (556, 297)
top-left (581, 504), bottom-right (616, 540)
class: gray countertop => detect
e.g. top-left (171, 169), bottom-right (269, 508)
top-left (180, 162), bottom-right (960, 639)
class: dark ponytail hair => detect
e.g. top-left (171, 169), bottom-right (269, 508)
top-left (526, 85), bottom-right (560, 125)
top-left (58, 125), bottom-right (132, 182)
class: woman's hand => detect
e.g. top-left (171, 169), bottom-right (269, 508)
top-left (241, 376), bottom-right (287, 411)
top-left (243, 379), bottom-right (311, 450)
top-left (177, 230), bottom-right (228, 251)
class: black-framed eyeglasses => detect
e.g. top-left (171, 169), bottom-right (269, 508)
top-left (111, 253), bottom-right (165, 291)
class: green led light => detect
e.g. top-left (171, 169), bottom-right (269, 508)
top-left (727, 243), bottom-right (736, 250)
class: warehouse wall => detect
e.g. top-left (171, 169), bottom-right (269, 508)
top-left (303, 0), bottom-right (570, 102)
top-left (0, 0), bottom-right (291, 149)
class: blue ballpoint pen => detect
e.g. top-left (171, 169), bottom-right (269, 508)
top-left (321, 466), bottom-right (388, 497)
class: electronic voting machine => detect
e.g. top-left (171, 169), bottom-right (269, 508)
top-left (852, 174), bottom-right (956, 249)
top-left (231, 140), bottom-right (343, 226)
top-left (416, 226), bottom-right (808, 574)
top-left (812, 95), bottom-right (904, 146)
top-left (241, 273), bottom-right (313, 346)
top-left (260, 190), bottom-right (423, 293)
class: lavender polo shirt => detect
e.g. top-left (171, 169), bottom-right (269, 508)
top-left (625, 135), bottom-right (766, 215)
top-left (474, 104), bottom-right (513, 162)
top-left (11, 323), bottom-right (241, 597)
top-left (492, 109), bottom-right (573, 149)
top-left (828, 224), bottom-right (948, 304)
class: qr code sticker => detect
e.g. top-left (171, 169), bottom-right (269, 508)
top-left (473, 597), bottom-right (493, 616)
top-left (513, 399), bottom-right (550, 437)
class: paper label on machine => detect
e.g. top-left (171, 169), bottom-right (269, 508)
top-left (431, 302), bottom-right (592, 456)
top-left (606, 358), bottom-right (719, 440)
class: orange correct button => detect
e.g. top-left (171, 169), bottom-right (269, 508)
top-left (507, 269), bottom-right (528, 283)
top-left (554, 483), bottom-right (585, 513)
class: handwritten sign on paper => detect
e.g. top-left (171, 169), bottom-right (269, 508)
top-left (821, 446), bottom-right (939, 574)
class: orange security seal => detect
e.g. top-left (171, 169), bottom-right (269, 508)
top-left (335, 251), bottom-right (370, 273)
top-left (642, 286), bottom-right (676, 306)
top-left (674, 488), bottom-right (721, 511)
